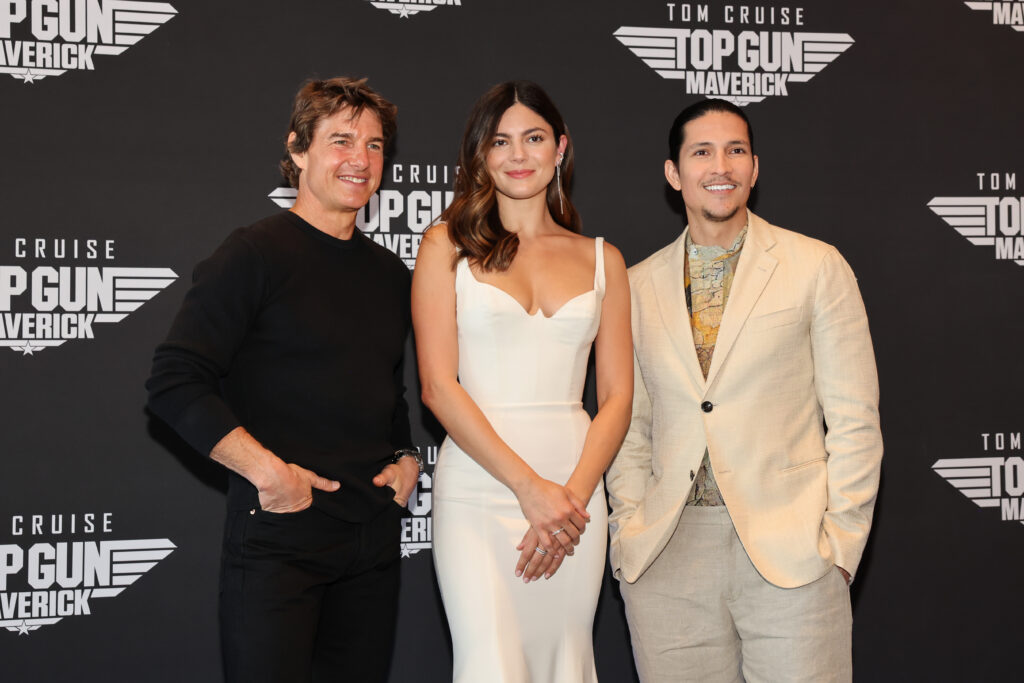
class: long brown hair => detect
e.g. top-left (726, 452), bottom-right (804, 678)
top-left (443, 81), bottom-right (581, 271)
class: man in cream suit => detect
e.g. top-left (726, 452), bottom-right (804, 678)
top-left (607, 99), bottom-right (882, 682)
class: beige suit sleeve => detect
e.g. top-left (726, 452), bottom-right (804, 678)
top-left (606, 346), bottom-right (654, 572)
top-left (811, 247), bottom-right (883, 580)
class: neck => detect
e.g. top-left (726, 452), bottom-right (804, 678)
top-left (494, 191), bottom-right (557, 240)
top-left (685, 208), bottom-right (748, 248)
top-left (289, 195), bottom-right (358, 241)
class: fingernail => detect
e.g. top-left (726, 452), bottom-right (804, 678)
top-left (515, 570), bottom-right (522, 577)
top-left (545, 573), bottom-right (551, 579)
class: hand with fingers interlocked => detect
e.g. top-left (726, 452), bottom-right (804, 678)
top-left (512, 476), bottom-right (589, 582)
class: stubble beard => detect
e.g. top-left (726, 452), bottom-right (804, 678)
top-left (701, 205), bottom-right (740, 223)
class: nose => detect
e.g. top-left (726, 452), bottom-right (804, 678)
top-left (348, 143), bottom-right (370, 170)
top-left (509, 139), bottom-right (527, 162)
top-left (711, 149), bottom-right (732, 175)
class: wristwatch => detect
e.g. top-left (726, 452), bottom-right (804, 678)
top-left (392, 448), bottom-right (424, 474)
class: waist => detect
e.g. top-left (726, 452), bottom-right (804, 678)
top-left (475, 400), bottom-right (585, 417)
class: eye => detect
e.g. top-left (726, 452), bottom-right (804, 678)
top-left (492, 138), bottom-right (507, 147)
top-left (527, 134), bottom-right (545, 143)
top-left (729, 147), bottom-right (747, 155)
top-left (368, 142), bottom-right (383, 151)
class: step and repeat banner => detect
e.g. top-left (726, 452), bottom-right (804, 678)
top-left (1, 1), bottom-right (1022, 681)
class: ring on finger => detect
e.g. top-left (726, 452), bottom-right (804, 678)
top-left (535, 546), bottom-right (548, 556)
top-left (551, 527), bottom-right (566, 536)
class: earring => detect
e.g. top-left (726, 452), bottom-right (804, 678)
top-left (556, 153), bottom-right (565, 214)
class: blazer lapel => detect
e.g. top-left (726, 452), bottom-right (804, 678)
top-left (651, 229), bottom-right (706, 390)
top-left (704, 213), bottom-right (778, 390)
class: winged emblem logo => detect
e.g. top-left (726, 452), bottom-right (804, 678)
top-left (1, 267), bottom-right (178, 354)
top-left (0, 1), bottom-right (177, 83)
top-left (927, 197), bottom-right (1024, 266)
top-left (614, 27), bottom-right (854, 106)
top-left (964, 2), bottom-right (1024, 32)
top-left (1, 538), bottom-right (176, 634)
top-left (933, 458), bottom-right (1024, 526)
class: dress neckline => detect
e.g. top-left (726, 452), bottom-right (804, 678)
top-left (460, 237), bottom-right (605, 319)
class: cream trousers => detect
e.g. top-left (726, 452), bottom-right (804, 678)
top-left (620, 506), bottom-right (852, 683)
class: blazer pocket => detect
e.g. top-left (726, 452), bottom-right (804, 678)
top-left (781, 456), bottom-right (827, 473)
top-left (745, 306), bottom-right (801, 332)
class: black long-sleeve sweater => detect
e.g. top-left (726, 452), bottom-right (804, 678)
top-left (146, 211), bottom-right (413, 522)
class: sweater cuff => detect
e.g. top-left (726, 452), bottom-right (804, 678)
top-left (175, 394), bottom-right (243, 457)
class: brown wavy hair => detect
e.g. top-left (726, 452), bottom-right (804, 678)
top-left (443, 81), bottom-right (580, 272)
top-left (280, 77), bottom-right (398, 188)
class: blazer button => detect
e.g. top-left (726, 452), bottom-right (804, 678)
top-left (689, 470), bottom-right (695, 481)
top-left (701, 401), bottom-right (713, 413)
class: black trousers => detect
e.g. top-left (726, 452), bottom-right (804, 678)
top-left (219, 501), bottom-right (405, 683)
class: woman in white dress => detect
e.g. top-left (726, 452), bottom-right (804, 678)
top-left (412, 81), bottom-right (633, 682)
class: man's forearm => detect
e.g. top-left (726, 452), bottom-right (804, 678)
top-left (209, 426), bottom-right (282, 490)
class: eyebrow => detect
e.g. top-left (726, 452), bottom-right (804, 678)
top-left (687, 139), bottom-right (750, 149)
top-left (493, 127), bottom-right (547, 138)
top-left (327, 132), bottom-right (385, 144)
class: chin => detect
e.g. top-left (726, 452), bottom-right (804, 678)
top-left (702, 207), bottom-right (741, 223)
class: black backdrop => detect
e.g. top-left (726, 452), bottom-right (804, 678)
top-left (2, 1), bottom-right (1022, 680)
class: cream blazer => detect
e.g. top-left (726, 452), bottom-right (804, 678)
top-left (607, 211), bottom-right (882, 588)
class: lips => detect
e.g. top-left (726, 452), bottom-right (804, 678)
top-left (338, 175), bottom-right (368, 184)
top-left (505, 170), bottom-right (535, 179)
top-left (704, 183), bottom-right (737, 192)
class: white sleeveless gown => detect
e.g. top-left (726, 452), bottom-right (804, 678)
top-left (433, 237), bottom-right (608, 683)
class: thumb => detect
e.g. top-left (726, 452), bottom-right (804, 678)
top-left (566, 490), bottom-right (590, 519)
top-left (373, 465), bottom-right (396, 488)
top-left (308, 472), bottom-right (340, 492)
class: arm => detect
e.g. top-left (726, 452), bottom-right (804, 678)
top-left (811, 248), bottom-right (883, 582)
top-left (565, 241), bottom-right (633, 506)
top-left (605, 345), bottom-right (655, 570)
top-left (372, 335), bottom-right (421, 507)
top-left (412, 225), bottom-right (589, 556)
top-left (212, 427), bottom-right (340, 512)
top-left (145, 230), bottom-right (339, 511)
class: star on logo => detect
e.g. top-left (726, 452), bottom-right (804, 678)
top-left (17, 621), bottom-right (31, 635)
top-left (400, 544), bottom-right (412, 558)
top-left (14, 343), bottom-right (44, 356)
top-left (399, 8), bottom-right (410, 17)
top-left (21, 69), bottom-right (38, 84)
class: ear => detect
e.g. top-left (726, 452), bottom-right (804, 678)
top-left (664, 159), bottom-right (682, 191)
top-left (751, 153), bottom-right (759, 188)
top-left (557, 134), bottom-right (568, 158)
top-left (287, 131), bottom-right (307, 172)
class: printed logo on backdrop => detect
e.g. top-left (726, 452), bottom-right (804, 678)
top-left (933, 432), bottom-right (1024, 527)
top-left (399, 446), bottom-right (436, 558)
top-left (0, 0), bottom-right (177, 83)
top-left (928, 172), bottom-right (1023, 266)
top-left (269, 161), bottom-right (456, 269)
top-left (1, 512), bottom-right (175, 635)
top-left (364, 0), bottom-right (461, 19)
top-left (965, 2), bottom-right (1024, 32)
top-left (1, 238), bottom-right (177, 355)
top-left (615, 4), bottom-right (854, 105)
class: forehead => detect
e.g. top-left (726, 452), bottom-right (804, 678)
top-left (681, 111), bottom-right (750, 146)
top-left (313, 106), bottom-right (383, 139)
top-left (496, 103), bottom-right (552, 133)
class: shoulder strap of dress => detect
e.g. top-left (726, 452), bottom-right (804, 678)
top-left (454, 253), bottom-right (470, 291)
top-left (593, 237), bottom-right (606, 294)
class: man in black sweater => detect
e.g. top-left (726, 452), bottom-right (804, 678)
top-left (146, 78), bottom-right (420, 683)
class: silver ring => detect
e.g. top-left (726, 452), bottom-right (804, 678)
top-left (552, 527), bottom-right (565, 536)
top-left (535, 546), bottom-right (548, 556)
